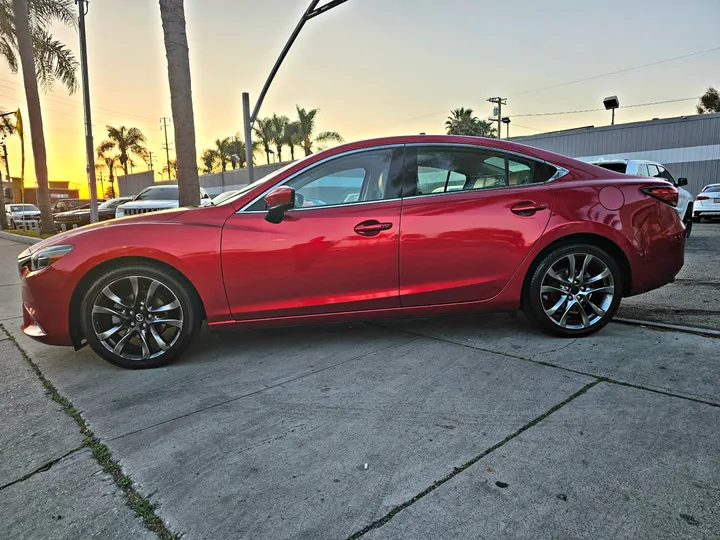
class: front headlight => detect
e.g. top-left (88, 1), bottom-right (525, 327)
top-left (30, 244), bottom-right (74, 272)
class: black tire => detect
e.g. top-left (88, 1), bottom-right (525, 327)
top-left (525, 244), bottom-right (623, 338)
top-left (683, 205), bottom-right (693, 237)
top-left (692, 215), bottom-right (701, 223)
top-left (80, 264), bottom-right (202, 369)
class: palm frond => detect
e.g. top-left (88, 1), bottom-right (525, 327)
top-left (31, 27), bottom-right (79, 93)
top-left (26, 0), bottom-right (77, 30)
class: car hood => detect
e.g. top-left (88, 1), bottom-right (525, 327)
top-left (28, 208), bottom-right (188, 253)
top-left (55, 209), bottom-right (90, 218)
top-left (120, 200), bottom-right (179, 208)
top-left (9, 210), bottom-right (41, 216)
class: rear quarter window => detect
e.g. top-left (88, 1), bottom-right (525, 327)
top-left (595, 163), bottom-right (627, 174)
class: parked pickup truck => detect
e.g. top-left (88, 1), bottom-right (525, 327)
top-left (115, 185), bottom-right (211, 218)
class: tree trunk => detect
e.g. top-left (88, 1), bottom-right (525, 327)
top-left (159, 0), bottom-right (199, 207)
top-left (12, 0), bottom-right (54, 234)
top-left (289, 145), bottom-right (295, 161)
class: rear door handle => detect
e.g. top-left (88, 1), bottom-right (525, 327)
top-left (354, 220), bottom-right (393, 236)
top-left (511, 201), bottom-right (548, 216)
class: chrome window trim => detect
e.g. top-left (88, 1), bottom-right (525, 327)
top-left (239, 141), bottom-right (569, 213)
top-left (239, 144), bottom-right (404, 213)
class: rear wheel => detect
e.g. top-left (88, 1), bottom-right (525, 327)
top-left (526, 244), bottom-right (622, 337)
top-left (80, 264), bottom-right (202, 369)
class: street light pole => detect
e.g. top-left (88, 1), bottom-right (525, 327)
top-left (76, 0), bottom-right (99, 223)
top-left (243, 0), bottom-right (349, 183)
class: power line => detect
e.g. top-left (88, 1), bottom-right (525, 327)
top-left (0, 79), bottom-right (158, 123)
top-left (511, 96), bottom-right (699, 117)
top-left (511, 46), bottom-right (720, 98)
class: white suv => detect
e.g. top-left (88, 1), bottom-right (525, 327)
top-left (693, 183), bottom-right (720, 221)
top-left (116, 185), bottom-right (211, 218)
top-left (590, 159), bottom-right (693, 236)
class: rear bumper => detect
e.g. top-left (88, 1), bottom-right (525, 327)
top-left (625, 218), bottom-right (685, 297)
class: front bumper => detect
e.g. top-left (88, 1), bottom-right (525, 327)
top-left (20, 265), bottom-right (74, 346)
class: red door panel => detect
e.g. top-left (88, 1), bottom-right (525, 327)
top-left (399, 185), bottom-right (553, 307)
top-left (221, 201), bottom-right (400, 320)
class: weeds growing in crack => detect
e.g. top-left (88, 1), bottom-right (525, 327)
top-left (0, 323), bottom-right (179, 540)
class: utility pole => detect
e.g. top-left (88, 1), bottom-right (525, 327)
top-left (160, 117), bottom-right (172, 181)
top-left (76, 0), bottom-right (98, 223)
top-left (487, 97), bottom-right (507, 140)
top-left (148, 151), bottom-right (155, 170)
top-left (243, 0), bottom-right (350, 183)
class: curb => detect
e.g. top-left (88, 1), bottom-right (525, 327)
top-left (0, 231), bottom-right (41, 245)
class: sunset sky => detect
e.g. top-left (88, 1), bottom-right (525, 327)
top-left (0, 0), bottom-right (718, 196)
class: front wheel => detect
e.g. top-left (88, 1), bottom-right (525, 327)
top-left (80, 264), bottom-right (202, 369)
top-left (683, 205), bottom-right (693, 237)
top-left (525, 244), bottom-right (622, 337)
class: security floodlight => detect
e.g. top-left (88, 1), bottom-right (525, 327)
top-left (603, 96), bottom-right (620, 125)
top-left (501, 117), bottom-right (511, 138)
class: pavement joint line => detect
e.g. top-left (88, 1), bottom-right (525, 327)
top-left (0, 322), bottom-right (180, 540)
top-left (0, 446), bottom-right (84, 492)
top-left (0, 282), bottom-right (20, 288)
top-left (370, 323), bottom-right (720, 409)
top-left (614, 317), bottom-right (720, 338)
top-left (109, 337), bottom-right (419, 442)
top-left (345, 380), bottom-right (602, 539)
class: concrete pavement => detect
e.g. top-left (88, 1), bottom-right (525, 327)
top-left (0, 227), bottom-right (718, 539)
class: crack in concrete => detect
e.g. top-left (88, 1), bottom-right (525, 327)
top-left (345, 380), bottom-right (602, 539)
top-left (0, 446), bottom-right (83, 492)
top-left (371, 324), bottom-right (720, 409)
top-left (529, 338), bottom-right (578, 360)
top-left (110, 338), bottom-right (418, 442)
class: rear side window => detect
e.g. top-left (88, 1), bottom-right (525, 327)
top-left (406, 147), bottom-right (556, 197)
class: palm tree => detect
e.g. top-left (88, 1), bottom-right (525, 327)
top-left (227, 136), bottom-right (260, 168)
top-left (269, 114), bottom-right (289, 163)
top-left (213, 137), bottom-right (232, 171)
top-left (162, 159), bottom-right (178, 179)
top-left (97, 126), bottom-right (148, 175)
top-left (200, 148), bottom-right (218, 173)
top-left (284, 120), bottom-right (302, 161)
top-left (96, 144), bottom-right (121, 199)
top-left (254, 117), bottom-right (274, 164)
top-left (295, 106), bottom-right (343, 156)
top-left (159, 0), bottom-right (200, 207)
top-left (3, 0), bottom-right (79, 233)
top-left (445, 107), bottom-right (497, 138)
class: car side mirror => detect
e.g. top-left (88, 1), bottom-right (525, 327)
top-left (264, 186), bottom-right (296, 224)
top-left (678, 177), bottom-right (688, 187)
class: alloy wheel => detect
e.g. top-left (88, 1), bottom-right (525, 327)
top-left (540, 253), bottom-right (615, 330)
top-left (91, 275), bottom-right (184, 361)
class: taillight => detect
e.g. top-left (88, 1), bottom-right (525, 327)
top-left (696, 195), bottom-right (709, 200)
top-left (641, 185), bottom-right (678, 207)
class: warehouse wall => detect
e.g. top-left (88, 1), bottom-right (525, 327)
top-left (512, 113), bottom-right (720, 195)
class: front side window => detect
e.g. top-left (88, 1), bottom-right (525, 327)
top-left (636, 164), bottom-right (649, 176)
top-left (247, 148), bottom-right (402, 211)
top-left (406, 147), bottom-right (555, 197)
top-left (646, 164), bottom-right (661, 178)
top-left (656, 166), bottom-right (676, 184)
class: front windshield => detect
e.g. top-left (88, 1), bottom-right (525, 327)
top-left (212, 160), bottom-right (301, 206)
top-left (134, 186), bottom-right (178, 201)
top-left (10, 205), bottom-right (39, 212)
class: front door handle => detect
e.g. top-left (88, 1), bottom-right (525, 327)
top-left (511, 201), bottom-right (548, 216)
top-left (354, 220), bottom-right (393, 236)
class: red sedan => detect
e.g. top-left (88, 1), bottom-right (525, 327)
top-left (17, 135), bottom-right (685, 369)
